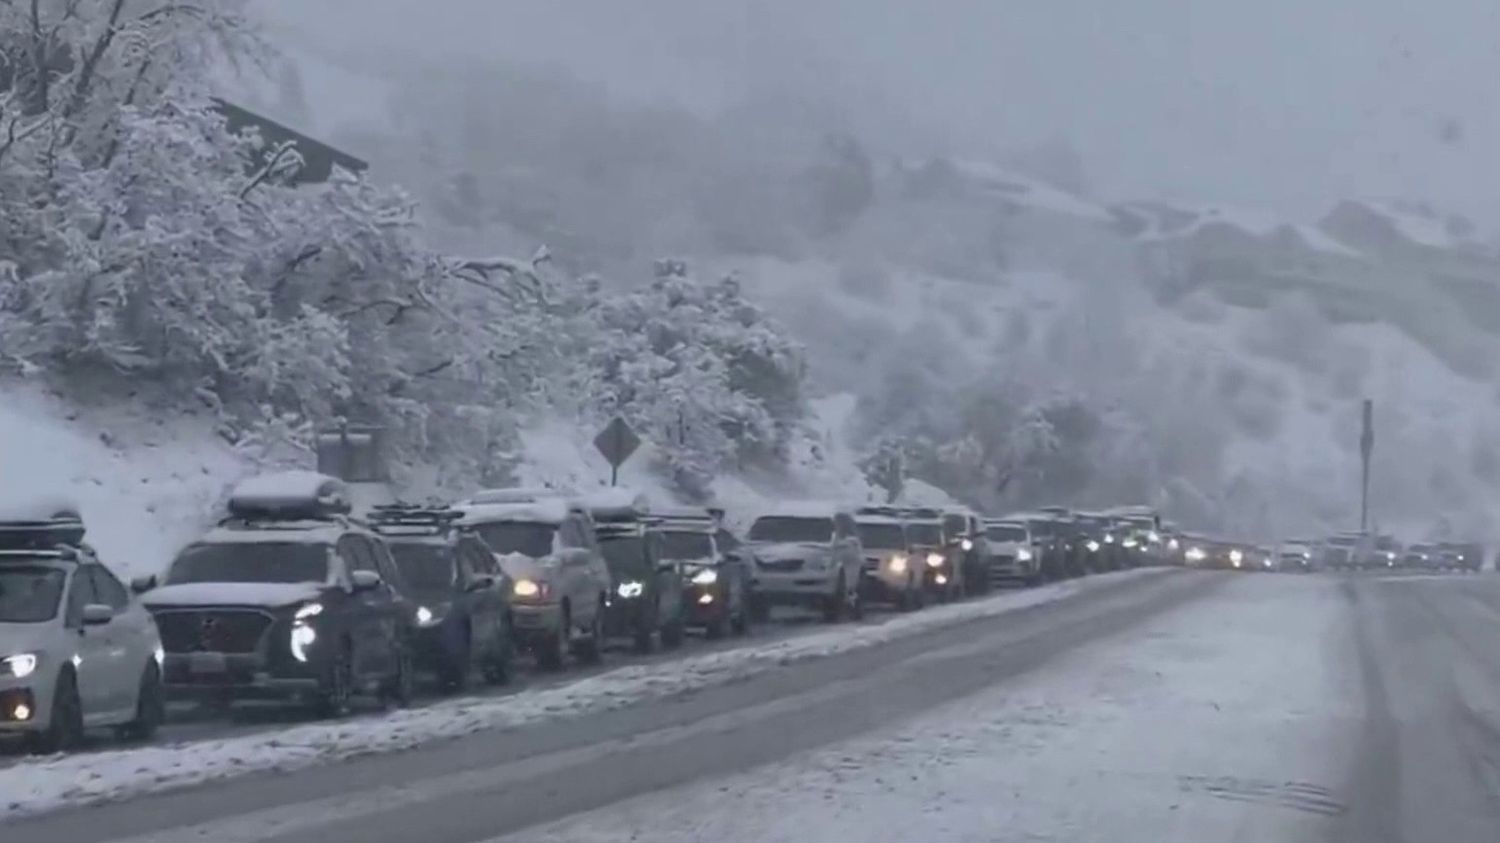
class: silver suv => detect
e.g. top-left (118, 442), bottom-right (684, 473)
top-left (745, 504), bottom-right (864, 622)
top-left (0, 507), bottom-right (164, 753)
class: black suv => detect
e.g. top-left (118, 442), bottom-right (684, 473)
top-left (657, 508), bottom-right (752, 638)
top-left (368, 505), bottom-right (515, 691)
top-left (585, 499), bottom-right (686, 653)
top-left (143, 472), bottom-right (416, 716)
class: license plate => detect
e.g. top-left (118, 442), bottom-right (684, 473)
top-left (188, 652), bottom-right (227, 675)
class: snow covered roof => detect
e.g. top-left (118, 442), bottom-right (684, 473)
top-left (464, 487), bottom-right (571, 507)
top-left (0, 497), bottom-right (82, 523)
top-left (577, 488), bottom-right (651, 520)
top-left (197, 522), bottom-right (346, 546)
top-left (455, 499), bottom-right (573, 526)
top-left (228, 471), bottom-right (351, 519)
top-left (749, 501), bottom-right (850, 520)
top-left (853, 513), bottom-right (904, 526)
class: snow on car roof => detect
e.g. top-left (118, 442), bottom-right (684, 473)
top-left (0, 496), bottom-right (82, 522)
top-left (464, 487), bottom-right (570, 506)
top-left (197, 522), bottom-right (345, 546)
top-left (854, 513), bottom-right (904, 526)
top-left (455, 498), bottom-right (572, 526)
top-left (749, 501), bottom-right (848, 520)
top-left (228, 471), bottom-right (350, 517)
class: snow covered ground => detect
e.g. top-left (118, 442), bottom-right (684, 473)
top-left (0, 569), bottom-right (1168, 820)
top-left (499, 575), bottom-right (1359, 843)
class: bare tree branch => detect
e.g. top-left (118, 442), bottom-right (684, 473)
top-left (63, 0), bottom-right (130, 121)
top-left (239, 140), bottom-right (299, 199)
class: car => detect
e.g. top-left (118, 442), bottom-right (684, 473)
top-left (1321, 533), bottom-right (1361, 570)
top-left (456, 491), bottom-right (611, 670)
top-left (1277, 540), bottom-right (1317, 572)
top-left (853, 507), bottom-right (925, 611)
top-left (1105, 507), bottom-right (1165, 564)
top-left (655, 507), bottom-right (753, 637)
top-left (983, 517), bottom-right (1042, 587)
top-left (581, 493), bottom-right (686, 653)
top-left (144, 472), bottom-right (416, 717)
top-left (1438, 541), bottom-right (1482, 573)
top-left (1247, 545), bottom-right (1277, 572)
top-left (744, 503), bottom-right (864, 622)
top-left (899, 508), bottom-right (963, 601)
top-left (941, 507), bottom-right (991, 596)
top-left (0, 505), bottom-right (165, 753)
top-left (367, 504), bottom-right (515, 692)
top-left (1002, 511), bottom-right (1076, 580)
top-left (1072, 512), bottom-right (1124, 573)
top-left (1370, 535), bottom-right (1402, 570)
top-left (1401, 542), bottom-right (1440, 571)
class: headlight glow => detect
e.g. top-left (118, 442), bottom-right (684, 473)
top-left (2, 653), bottom-right (38, 679)
top-left (690, 568), bottom-right (718, 585)
top-left (616, 580), bottom-right (645, 599)
top-left (1185, 546), bottom-right (1206, 562)
top-left (294, 602), bottom-right (323, 621)
top-left (153, 644), bottom-right (164, 667)
top-left (415, 605), bottom-right (440, 627)
top-left (888, 554), bottom-right (908, 574)
top-left (925, 552), bottom-right (945, 568)
top-left (935, 574), bottom-right (948, 585)
top-left (1016, 548), bottom-right (1033, 562)
top-left (1229, 549), bottom-right (1244, 564)
top-left (1169, 538), bottom-right (1181, 551)
top-left (1385, 551), bottom-right (1396, 561)
top-left (1104, 534), bottom-right (1115, 545)
top-left (1085, 540), bottom-right (1101, 553)
top-left (1148, 531), bottom-right (1162, 543)
top-left (960, 538), bottom-right (974, 551)
top-left (514, 579), bottom-right (542, 598)
top-left (1122, 538), bottom-right (1138, 549)
top-left (290, 623), bottom-right (317, 662)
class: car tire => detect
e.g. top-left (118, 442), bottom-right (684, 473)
top-left (118, 662), bottom-right (165, 742)
top-left (29, 668), bottom-right (84, 755)
top-left (313, 642), bottom-right (354, 718)
top-left (572, 602), bottom-right (604, 665)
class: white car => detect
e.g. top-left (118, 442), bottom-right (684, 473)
top-left (0, 509), bottom-right (164, 753)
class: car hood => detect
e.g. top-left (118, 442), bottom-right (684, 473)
top-left (749, 542), bottom-right (830, 561)
top-left (493, 552), bottom-right (556, 582)
top-left (143, 582), bottom-right (324, 610)
top-left (0, 622), bottom-right (56, 654)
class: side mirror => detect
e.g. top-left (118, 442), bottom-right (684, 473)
top-left (350, 570), bottom-right (384, 592)
top-left (82, 603), bottom-right (114, 626)
top-left (466, 576), bottom-right (495, 593)
top-left (129, 575), bottom-right (157, 595)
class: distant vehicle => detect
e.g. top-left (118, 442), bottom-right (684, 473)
top-left (581, 494), bottom-right (686, 653)
top-left (746, 503), bottom-right (864, 621)
top-left (1072, 512), bottom-right (1124, 573)
top-left (983, 517), bottom-right (1042, 587)
top-left (655, 507), bottom-right (752, 637)
top-left (941, 507), bottom-right (990, 596)
top-left (853, 507), bottom-right (925, 611)
top-left (1104, 507), bottom-right (1164, 564)
top-left (0, 505), bottom-right (165, 753)
top-left (1321, 533), bottom-right (1362, 570)
top-left (900, 508), bottom-right (963, 602)
top-left (367, 505), bottom-right (515, 691)
top-left (1402, 542), bottom-right (1441, 571)
top-left (1277, 540), bottom-right (1317, 572)
top-left (1437, 541), bottom-right (1482, 573)
top-left (1370, 535), bottom-right (1402, 570)
top-left (1007, 511), bottom-right (1076, 579)
top-left (146, 472), bottom-right (415, 716)
top-left (1248, 545), bottom-right (1277, 572)
top-left (456, 492), bottom-right (611, 670)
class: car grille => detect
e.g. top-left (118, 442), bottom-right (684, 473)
top-left (758, 558), bottom-right (804, 572)
top-left (155, 609), bottom-right (275, 654)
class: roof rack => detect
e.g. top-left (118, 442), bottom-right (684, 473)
top-left (227, 472), bottom-right (352, 521)
top-left (368, 504), bottom-right (465, 535)
top-left (0, 512), bottom-right (87, 552)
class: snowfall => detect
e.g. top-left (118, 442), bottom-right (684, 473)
top-left (497, 575), bottom-right (1359, 843)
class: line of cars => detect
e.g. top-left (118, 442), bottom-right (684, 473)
top-left (0, 472), bottom-right (1172, 754)
top-left (1169, 530), bottom-right (1486, 574)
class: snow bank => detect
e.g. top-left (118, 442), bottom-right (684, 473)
top-left (0, 568), bottom-right (1172, 820)
top-left (0, 383), bottom-right (253, 578)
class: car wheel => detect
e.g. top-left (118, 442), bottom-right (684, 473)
top-left (572, 601), bottom-right (604, 664)
top-left (313, 642), bottom-right (354, 718)
top-left (118, 662), bottom-right (165, 742)
top-left (381, 639), bottom-right (415, 709)
top-left (29, 669), bottom-right (84, 755)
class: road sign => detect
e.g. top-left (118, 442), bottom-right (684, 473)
top-left (594, 417), bottom-right (642, 486)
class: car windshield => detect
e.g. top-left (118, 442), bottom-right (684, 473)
top-left (167, 543), bottom-right (329, 584)
top-left (600, 535), bottom-right (647, 571)
top-left (856, 522), bottom-right (905, 550)
top-left (986, 524), bottom-right (1026, 542)
top-left (907, 522), bottom-right (943, 545)
top-left (660, 530), bottom-right (714, 560)
top-left (388, 543), bottom-right (456, 590)
top-left (474, 522), bottom-right (555, 558)
top-left (748, 516), bottom-right (833, 544)
top-left (0, 565), bottom-right (66, 623)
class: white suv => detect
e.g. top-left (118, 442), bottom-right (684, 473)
top-left (0, 509), bottom-right (164, 753)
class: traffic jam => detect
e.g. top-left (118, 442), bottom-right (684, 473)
top-left (0, 469), bottom-right (1480, 756)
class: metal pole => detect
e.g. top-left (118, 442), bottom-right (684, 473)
top-left (1359, 399), bottom-right (1373, 533)
top-left (611, 464), bottom-right (618, 487)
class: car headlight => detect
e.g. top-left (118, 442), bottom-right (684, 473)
top-left (616, 580), bottom-right (645, 599)
top-left (294, 602), bottom-right (323, 621)
top-left (415, 605), bottom-right (446, 627)
top-left (690, 568), bottom-right (718, 585)
top-left (1085, 540), bottom-right (1101, 553)
top-left (925, 552), bottom-right (945, 568)
top-left (1016, 548), bottom-right (1033, 562)
top-left (1263, 558), bottom-right (1273, 568)
top-left (154, 644), bottom-right (165, 667)
top-left (1122, 538), bottom-right (1138, 549)
top-left (1229, 549), bottom-right (1244, 564)
top-left (1168, 538), bottom-right (1181, 551)
top-left (1385, 551), bottom-right (1396, 561)
top-left (2, 653), bottom-right (38, 679)
top-left (514, 578), bottom-right (546, 599)
top-left (290, 623), bottom-right (317, 662)
top-left (1185, 546), bottom-right (1205, 562)
top-left (960, 538), bottom-right (974, 551)
top-left (1148, 531), bottom-right (1162, 544)
top-left (888, 554), bottom-right (908, 574)
top-left (1103, 534), bottom-right (1115, 545)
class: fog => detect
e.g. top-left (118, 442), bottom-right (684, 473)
top-left (264, 0), bottom-right (1500, 223)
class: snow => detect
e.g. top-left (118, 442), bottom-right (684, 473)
top-left (1135, 202), bottom-right (1363, 258)
top-left (456, 499), bottom-right (573, 526)
top-left (1358, 199), bottom-right (1466, 249)
top-left (947, 159), bottom-right (1115, 222)
top-left (745, 501), bottom-right (849, 520)
top-left (500, 576), bottom-right (1354, 843)
top-left (228, 471), bottom-right (346, 509)
top-left (0, 383), bottom-right (254, 580)
top-left (0, 568), bottom-right (1170, 820)
top-left (142, 582), bottom-right (326, 609)
top-left (0, 498), bottom-right (82, 522)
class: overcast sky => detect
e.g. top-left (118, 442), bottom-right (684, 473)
top-left (262, 0), bottom-right (1500, 224)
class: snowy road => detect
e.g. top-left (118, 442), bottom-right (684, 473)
top-left (8, 571), bottom-right (1500, 842)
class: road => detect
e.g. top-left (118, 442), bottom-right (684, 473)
top-left (6, 570), bottom-right (1500, 842)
